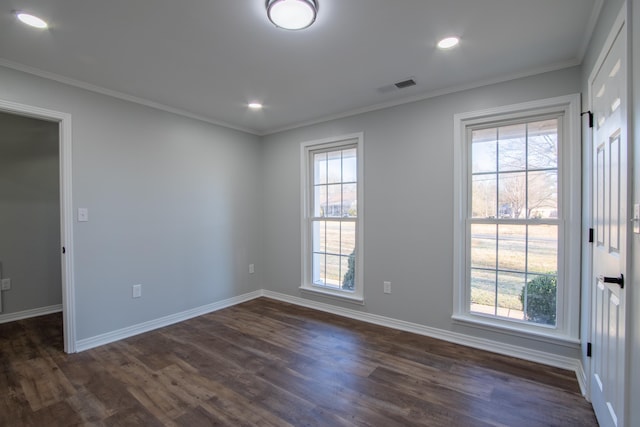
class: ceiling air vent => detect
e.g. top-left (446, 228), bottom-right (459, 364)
top-left (394, 78), bottom-right (417, 89)
top-left (376, 77), bottom-right (418, 94)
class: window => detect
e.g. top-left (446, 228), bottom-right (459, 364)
top-left (453, 95), bottom-right (581, 342)
top-left (301, 133), bottom-right (363, 302)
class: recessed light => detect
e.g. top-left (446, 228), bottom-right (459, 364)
top-left (248, 102), bottom-right (263, 110)
top-left (437, 36), bottom-right (459, 50)
top-left (15, 12), bottom-right (48, 29)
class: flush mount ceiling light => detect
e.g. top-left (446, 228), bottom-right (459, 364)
top-left (266, 0), bottom-right (318, 30)
top-left (15, 11), bottom-right (48, 29)
top-left (248, 102), bottom-right (263, 110)
top-left (437, 36), bottom-right (460, 50)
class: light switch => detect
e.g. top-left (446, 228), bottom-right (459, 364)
top-left (78, 208), bottom-right (89, 222)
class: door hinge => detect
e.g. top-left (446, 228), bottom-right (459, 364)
top-left (581, 110), bottom-right (593, 128)
top-left (62, 246), bottom-right (66, 254)
top-left (587, 342), bottom-right (592, 358)
top-left (588, 228), bottom-right (594, 243)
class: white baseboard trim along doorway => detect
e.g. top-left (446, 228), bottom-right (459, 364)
top-left (0, 304), bottom-right (62, 324)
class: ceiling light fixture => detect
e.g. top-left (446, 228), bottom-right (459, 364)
top-left (266, 0), bottom-right (318, 30)
top-left (15, 11), bottom-right (48, 29)
top-left (437, 36), bottom-right (459, 50)
top-left (248, 102), bottom-right (263, 110)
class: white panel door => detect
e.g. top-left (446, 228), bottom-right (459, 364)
top-left (590, 21), bottom-right (627, 427)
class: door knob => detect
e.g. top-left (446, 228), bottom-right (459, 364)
top-left (600, 274), bottom-right (624, 289)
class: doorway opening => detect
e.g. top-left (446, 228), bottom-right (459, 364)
top-left (0, 99), bottom-right (75, 353)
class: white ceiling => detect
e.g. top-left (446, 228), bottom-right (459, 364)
top-left (0, 1), bottom-right (601, 135)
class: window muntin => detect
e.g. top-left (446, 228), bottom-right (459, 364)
top-left (468, 117), bottom-right (561, 326)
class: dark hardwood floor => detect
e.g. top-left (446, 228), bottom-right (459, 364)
top-left (0, 297), bottom-right (597, 426)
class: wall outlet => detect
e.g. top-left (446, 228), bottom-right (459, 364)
top-left (132, 284), bottom-right (142, 298)
top-left (383, 281), bottom-right (391, 294)
top-left (1, 278), bottom-right (10, 291)
top-left (249, 264), bottom-right (255, 274)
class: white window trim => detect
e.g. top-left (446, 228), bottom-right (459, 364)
top-left (300, 132), bottom-right (364, 303)
top-left (452, 94), bottom-right (581, 345)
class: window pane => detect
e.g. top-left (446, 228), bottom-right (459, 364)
top-left (472, 129), bottom-right (497, 173)
top-left (325, 255), bottom-right (341, 288)
top-left (340, 222), bottom-right (356, 256)
top-left (498, 124), bottom-right (526, 172)
top-left (325, 221), bottom-right (340, 255)
top-left (314, 152), bottom-right (327, 185)
top-left (528, 119), bottom-right (558, 170)
top-left (498, 172), bottom-right (526, 219)
top-left (498, 224), bottom-right (526, 272)
top-left (343, 183), bottom-right (357, 217)
top-left (312, 221), bottom-right (325, 252)
top-left (471, 224), bottom-right (496, 269)
top-left (327, 151), bottom-right (342, 184)
top-left (342, 148), bottom-right (357, 183)
top-left (470, 269), bottom-right (496, 315)
top-left (472, 174), bottom-right (497, 218)
top-left (497, 272), bottom-right (525, 320)
top-left (312, 252), bottom-right (324, 285)
top-left (314, 185), bottom-right (327, 217)
top-left (523, 274), bottom-right (557, 326)
top-left (528, 225), bottom-right (558, 274)
top-left (528, 171), bottom-right (557, 219)
top-left (326, 184), bottom-right (342, 217)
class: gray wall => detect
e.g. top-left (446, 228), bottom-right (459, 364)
top-left (0, 112), bottom-right (61, 315)
top-left (261, 66), bottom-right (583, 358)
top-left (0, 65), bottom-right (263, 340)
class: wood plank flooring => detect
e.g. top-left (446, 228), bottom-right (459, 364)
top-left (0, 297), bottom-right (597, 426)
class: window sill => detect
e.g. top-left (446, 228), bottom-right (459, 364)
top-left (299, 285), bottom-right (365, 305)
top-left (452, 313), bottom-right (580, 348)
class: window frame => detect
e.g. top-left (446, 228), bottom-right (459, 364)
top-left (453, 95), bottom-right (581, 344)
top-left (300, 133), bottom-right (364, 303)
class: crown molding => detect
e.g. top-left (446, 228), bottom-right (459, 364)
top-left (0, 58), bottom-right (260, 136)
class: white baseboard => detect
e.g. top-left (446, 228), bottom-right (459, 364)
top-left (262, 290), bottom-right (586, 393)
top-left (576, 360), bottom-right (589, 398)
top-left (0, 304), bottom-right (63, 324)
top-left (75, 291), bottom-right (263, 352)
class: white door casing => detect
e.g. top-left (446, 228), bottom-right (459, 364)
top-left (589, 8), bottom-right (628, 427)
